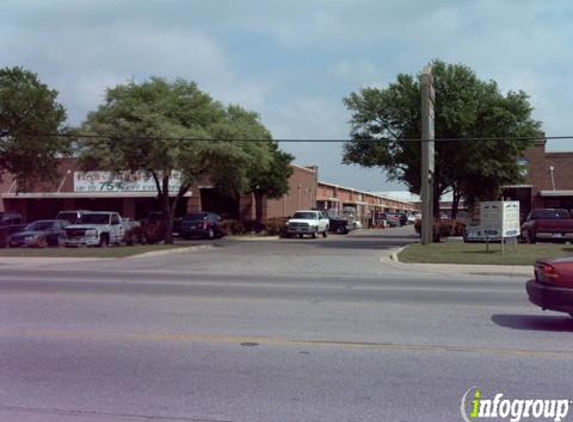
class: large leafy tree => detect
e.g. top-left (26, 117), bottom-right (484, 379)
top-left (343, 60), bottom-right (541, 217)
top-left (247, 141), bottom-right (294, 232)
top-left (0, 67), bottom-right (68, 189)
top-left (208, 105), bottom-right (293, 231)
top-left (78, 77), bottom-right (274, 243)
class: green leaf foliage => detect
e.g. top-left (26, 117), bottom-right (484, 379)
top-left (343, 60), bottom-right (541, 214)
top-left (0, 67), bottom-right (68, 189)
top-left (78, 77), bottom-right (287, 242)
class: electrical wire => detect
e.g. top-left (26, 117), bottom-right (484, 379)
top-left (6, 132), bottom-right (573, 143)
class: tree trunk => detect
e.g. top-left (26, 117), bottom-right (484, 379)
top-left (254, 191), bottom-right (264, 234)
top-left (433, 189), bottom-right (441, 222)
top-left (451, 189), bottom-right (461, 221)
top-left (161, 175), bottom-right (174, 244)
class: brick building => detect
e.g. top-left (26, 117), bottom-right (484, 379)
top-left (0, 159), bottom-right (414, 223)
top-left (317, 182), bottom-right (416, 223)
top-left (503, 139), bottom-right (573, 218)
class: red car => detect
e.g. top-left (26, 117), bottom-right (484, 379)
top-left (526, 257), bottom-right (573, 317)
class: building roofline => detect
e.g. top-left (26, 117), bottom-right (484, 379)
top-left (319, 181), bottom-right (414, 204)
top-left (290, 163), bottom-right (317, 174)
top-left (540, 190), bottom-right (573, 197)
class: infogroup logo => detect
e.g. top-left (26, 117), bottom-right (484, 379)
top-left (461, 387), bottom-right (571, 422)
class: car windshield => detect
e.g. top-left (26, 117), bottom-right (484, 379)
top-left (530, 209), bottom-right (571, 219)
top-left (183, 214), bottom-right (208, 221)
top-left (78, 214), bottom-right (111, 224)
top-left (292, 212), bottom-right (317, 219)
top-left (25, 221), bottom-right (56, 231)
top-left (57, 212), bottom-right (77, 221)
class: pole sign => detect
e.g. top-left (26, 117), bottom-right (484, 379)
top-left (480, 201), bottom-right (521, 239)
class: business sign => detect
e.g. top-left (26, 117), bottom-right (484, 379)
top-left (74, 171), bottom-right (181, 193)
top-left (516, 158), bottom-right (529, 178)
top-left (480, 201), bottom-right (520, 238)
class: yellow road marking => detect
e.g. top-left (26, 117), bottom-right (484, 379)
top-left (0, 328), bottom-right (570, 359)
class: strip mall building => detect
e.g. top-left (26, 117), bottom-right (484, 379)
top-left (502, 139), bottom-right (573, 219)
top-left (0, 159), bottom-right (416, 224)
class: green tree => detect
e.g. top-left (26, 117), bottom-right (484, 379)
top-left (0, 67), bottom-right (68, 189)
top-left (343, 60), bottom-right (541, 218)
top-left (78, 77), bottom-right (273, 243)
top-left (247, 142), bottom-right (294, 232)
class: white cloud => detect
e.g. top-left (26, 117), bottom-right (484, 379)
top-left (1, 0), bottom-right (573, 190)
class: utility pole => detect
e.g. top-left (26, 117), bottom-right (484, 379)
top-left (420, 65), bottom-right (435, 245)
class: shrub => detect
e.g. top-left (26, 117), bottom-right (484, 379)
top-left (414, 219), bottom-right (466, 242)
top-left (264, 217), bottom-right (289, 236)
top-left (124, 226), bottom-right (145, 245)
top-left (142, 224), bottom-right (165, 244)
top-left (124, 224), bottom-right (165, 245)
top-left (222, 218), bottom-right (288, 236)
top-left (222, 219), bottom-right (246, 235)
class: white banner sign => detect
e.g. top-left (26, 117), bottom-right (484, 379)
top-left (74, 171), bottom-right (181, 193)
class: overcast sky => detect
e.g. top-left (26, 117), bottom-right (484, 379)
top-left (2, 0), bottom-right (572, 191)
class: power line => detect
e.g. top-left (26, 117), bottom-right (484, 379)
top-left (11, 132), bottom-right (573, 143)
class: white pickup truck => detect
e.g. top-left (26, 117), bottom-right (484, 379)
top-left (285, 210), bottom-right (329, 238)
top-left (63, 211), bottom-right (125, 247)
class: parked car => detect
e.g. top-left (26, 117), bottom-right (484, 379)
top-left (55, 210), bottom-right (91, 224)
top-left (526, 257), bottom-right (573, 317)
top-left (329, 217), bottom-right (351, 234)
top-left (122, 218), bottom-right (141, 232)
top-left (179, 212), bottom-right (224, 239)
top-left (284, 210), bottom-right (329, 238)
top-left (9, 219), bottom-right (69, 247)
top-left (521, 208), bottom-right (573, 243)
top-left (0, 212), bottom-right (26, 248)
top-left (63, 211), bottom-right (125, 247)
top-left (376, 212), bottom-right (400, 227)
top-left (393, 213), bottom-right (408, 226)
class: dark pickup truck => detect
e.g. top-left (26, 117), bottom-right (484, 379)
top-left (0, 212), bottom-right (26, 248)
top-left (521, 208), bottom-right (573, 243)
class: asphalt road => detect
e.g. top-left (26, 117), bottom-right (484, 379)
top-left (1, 227), bottom-right (572, 422)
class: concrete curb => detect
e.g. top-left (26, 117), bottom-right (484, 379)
top-left (384, 245), bottom-right (532, 278)
top-left (390, 246), bottom-right (407, 263)
top-left (125, 244), bottom-right (217, 259)
top-left (228, 236), bottom-right (281, 242)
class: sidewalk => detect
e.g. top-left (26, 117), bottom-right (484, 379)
top-left (382, 246), bottom-right (532, 278)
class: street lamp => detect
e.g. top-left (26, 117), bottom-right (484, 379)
top-left (549, 166), bottom-right (556, 191)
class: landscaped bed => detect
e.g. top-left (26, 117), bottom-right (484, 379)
top-left (398, 242), bottom-right (573, 266)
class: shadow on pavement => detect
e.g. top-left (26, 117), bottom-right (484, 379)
top-left (347, 234), bottom-right (420, 240)
top-left (491, 314), bottom-right (573, 332)
top-left (282, 240), bottom-right (407, 250)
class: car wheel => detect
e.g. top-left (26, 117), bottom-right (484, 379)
top-left (207, 229), bottom-right (215, 239)
top-left (99, 235), bottom-right (109, 248)
top-left (334, 226), bottom-right (344, 234)
top-left (311, 229), bottom-right (317, 239)
top-left (322, 230), bottom-right (327, 238)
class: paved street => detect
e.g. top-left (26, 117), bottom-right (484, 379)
top-left (1, 227), bottom-right (572, 422)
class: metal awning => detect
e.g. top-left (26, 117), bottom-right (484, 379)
top-left (540, 190), bottom-right (573, 197)
top-left (2, 191), bottom-right (192, 199)
top-left (502, 185), bottom-right (533, 189)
